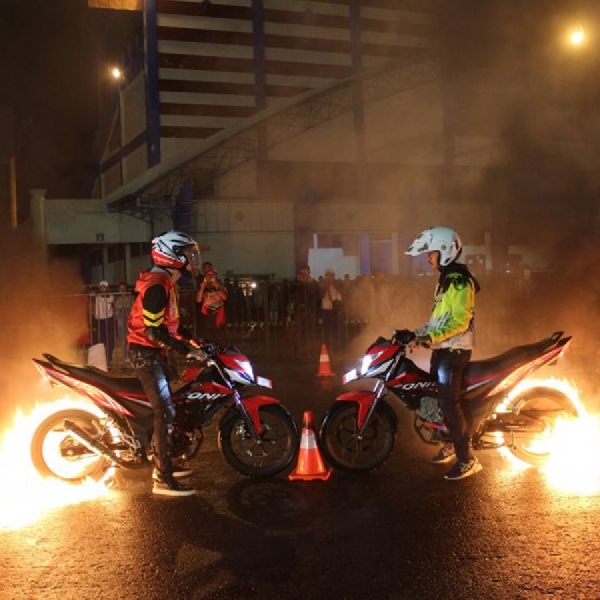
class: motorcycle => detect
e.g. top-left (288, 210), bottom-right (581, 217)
top-left (318, 330), bottom-right (577, 472)
top-left (30, 344), bottom-right (299, 483)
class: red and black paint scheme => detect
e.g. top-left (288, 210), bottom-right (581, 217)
top-left (319, 331), bottom-right (577, 473)
top-left (30, 344), bottom-right (299, 483)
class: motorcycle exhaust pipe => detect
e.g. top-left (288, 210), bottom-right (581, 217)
top-left (63, 419), bottom-right (143, 470)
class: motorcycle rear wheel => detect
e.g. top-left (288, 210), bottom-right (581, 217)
top-left (219, 404), bottom-right (299, 477)
top-left (319, 402), bottom-right (396, 472)
top-left (30, 409), bottom-right (111, 483)
top-left (504, 386), bottom-right (578, 467)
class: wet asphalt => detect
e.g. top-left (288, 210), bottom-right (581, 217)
top-left (2, 353), bottom-right (600, 600)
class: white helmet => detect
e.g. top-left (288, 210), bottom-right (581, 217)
top-left (151, 231), bottom-right (202, 272)
top-left (405, 226), bottom-right (462, 267)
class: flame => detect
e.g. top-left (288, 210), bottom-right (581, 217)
top-left (496, 378), bottom-right (600, 495)
top-left (0, 397), bottom-right (115, 531)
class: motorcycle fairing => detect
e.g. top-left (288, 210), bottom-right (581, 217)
top-left (483, 343), bottom-right (567, 398)
top-left (462, 335), bottom-right (571, 400)
top-left (387, 357), bottom-right (436, 389)
top-left (177, 381), bottom-right (232, 403)
top-left (239, 395), bottom-right (280, 432)
top-left (220, 350), bottom-right (255, 385)
top-left (44, 368), bottom-right (137, 417)
top-left (336, 391), bottom-right (377, 429)
top-left (361, 340), bottom-right (398, 378)
top-left (36, 354), bottom-right (145, 395)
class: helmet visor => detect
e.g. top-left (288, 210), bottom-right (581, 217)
top-left (183, 244), bottom-right (202, 274)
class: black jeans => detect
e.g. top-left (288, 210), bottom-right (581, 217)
top-left (129, 346), bottom-right (176, 477)
top-left (430, 348), bottom-right (472, 464)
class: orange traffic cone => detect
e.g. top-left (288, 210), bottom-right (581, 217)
top-left (317, 343), bottom-right (334, 377)
top-left (289, 411), bottom-right (332, 481)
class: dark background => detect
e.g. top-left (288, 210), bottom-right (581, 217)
top-left (0, 0), bottom-right (141, 200)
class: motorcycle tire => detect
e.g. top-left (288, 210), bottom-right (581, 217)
top-left (219, 404), bottom-right (299, 477)
top-left (319, 401), bottom-right (397, 473)
top-left (30, 409), bottom-right (111, 483)
top-left (504, 386), bottom-right (578, 467)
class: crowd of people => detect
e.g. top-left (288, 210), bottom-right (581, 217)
top-left (85, 258), bottom-right (536, 369)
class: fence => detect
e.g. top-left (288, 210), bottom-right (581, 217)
top-left (78, 270), bottom-right (574, 373)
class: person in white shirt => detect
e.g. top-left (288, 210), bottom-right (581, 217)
top-left (320, 268), bottom-right (344, 350)
top-left (93, 280), bottom-right (115, 367)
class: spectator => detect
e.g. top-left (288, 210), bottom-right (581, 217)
top-left (114, 281), bottom-right (134, 367)
top-left (372, 270), bottom-right (392, 321)
top-left (320, 268), bottom-right (344, 350)
top-left (196, 267), bottom-right (228, 341)
top-left (92, 280), bottom-right (115, 367)
top-left (290, 264), bottom-right (320, 353)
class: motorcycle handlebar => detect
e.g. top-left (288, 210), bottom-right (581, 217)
top-left (185, 340), bottom-right (221, 362)
top-left (391, 329), bottom-right (416, 345)
top-left (201, 343), bottom-right (221, 356)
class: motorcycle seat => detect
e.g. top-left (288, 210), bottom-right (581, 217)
top-left (464, 332), bottom-right (563, 385)
top-left (43, 354), bottom-right (144, 394)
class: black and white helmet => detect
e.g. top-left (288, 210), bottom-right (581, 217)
top-left (405, 226), bottom-right (462, 267)
top-left (151, 231), bottom-right (202, 272)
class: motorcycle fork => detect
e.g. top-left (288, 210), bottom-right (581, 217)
top-left (208, 357), bottom-right (261, 438)
top-left (232, 390), bottom-right (262, 438)
top-left (357, 379), bottom-right (387, 437)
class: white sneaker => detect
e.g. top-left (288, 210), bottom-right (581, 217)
top-left (444, 457), bottom-right (482, 481)
top-left (430, 443), bottom-right (456, 464)
top-left (152, 467), bottom-right (194, 481)
top-left (152, 475), bottom-right (196, 497)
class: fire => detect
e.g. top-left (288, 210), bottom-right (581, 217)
top-left (0, 397), bottom-right (114, 531)
top-left (498, 378), bottom-right (600, 495)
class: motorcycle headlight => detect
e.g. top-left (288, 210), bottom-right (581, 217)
top-left (360, 354), bottom-right (372, 375)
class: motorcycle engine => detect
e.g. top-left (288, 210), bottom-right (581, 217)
top-left (171, 431), bottom-right (192, 458)
top-left (416, 396), bottom-right (444, 425)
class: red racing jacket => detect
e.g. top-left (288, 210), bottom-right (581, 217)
top-left (127, 268), bottom-right (190, 354)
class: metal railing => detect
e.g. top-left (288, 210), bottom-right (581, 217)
top-left (79, 272), bottom-right (560, 372)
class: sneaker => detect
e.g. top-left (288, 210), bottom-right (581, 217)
top-left (444, 457), bottom-right (482, 481)
top-left (152, 475), bottom-right (196, 497)
top-left (152, 467), bottom-right (194, 481)
top-left (430, 443), bottom-right (456, 464)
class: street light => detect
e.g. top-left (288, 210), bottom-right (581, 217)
top-left (110, 66), bottom-right (123, 81)
top-left (569, 25), bottom-right (585, 46)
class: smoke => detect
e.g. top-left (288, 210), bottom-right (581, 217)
top-left (0, 227), bottom-right (87, 422)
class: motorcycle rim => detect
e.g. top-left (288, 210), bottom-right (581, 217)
top-left (219, 404), bottom-right (299, 477)
top-left (30, 409), bottom-right (111, 483)
top-left (504, 387), bottom-right (578, 467)
top-left (319, 402), bottom-right (396, 472)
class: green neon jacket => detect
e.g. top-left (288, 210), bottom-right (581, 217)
top-left (416, 263), bottom-right (480, 350)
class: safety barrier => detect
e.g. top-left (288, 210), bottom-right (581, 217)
top-left (77, 271), bottom-right (559, 371)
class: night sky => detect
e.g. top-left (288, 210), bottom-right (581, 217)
top-left (0, 0), bottom-right (140, 199)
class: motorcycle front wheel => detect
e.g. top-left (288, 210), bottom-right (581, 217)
top-left (30, 409), bottom-right (111, 483)
top-left (319, 401), bottom-right (396, 472)
top-left (219, 404), bottom-right (299, 477)
top-left (504, 386), bottom-right (578, 467)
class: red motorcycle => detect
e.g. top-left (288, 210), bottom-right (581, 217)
top-left (30, 344), bottom-right (299, 483)
top-left (318, 330), bottom-right (577, 472)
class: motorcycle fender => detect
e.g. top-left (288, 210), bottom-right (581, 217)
top-left (238, 395), bottom-right (279, 433)
top-left (336, 390), bottom-right (377, 429)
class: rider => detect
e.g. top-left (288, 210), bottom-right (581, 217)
top-left (127, 231), bottom-right (207, 497)
top-left (405, 226), bottom-right (482, 481)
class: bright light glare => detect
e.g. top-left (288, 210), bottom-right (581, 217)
top-left (569, 26), bottom-right (585, 46)
top-left (111, 67), bottom-right (123, 80)
top-left (0, 398), bottom-right (114, 531)
top-left (497, 378), bottom-right (600, 495)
